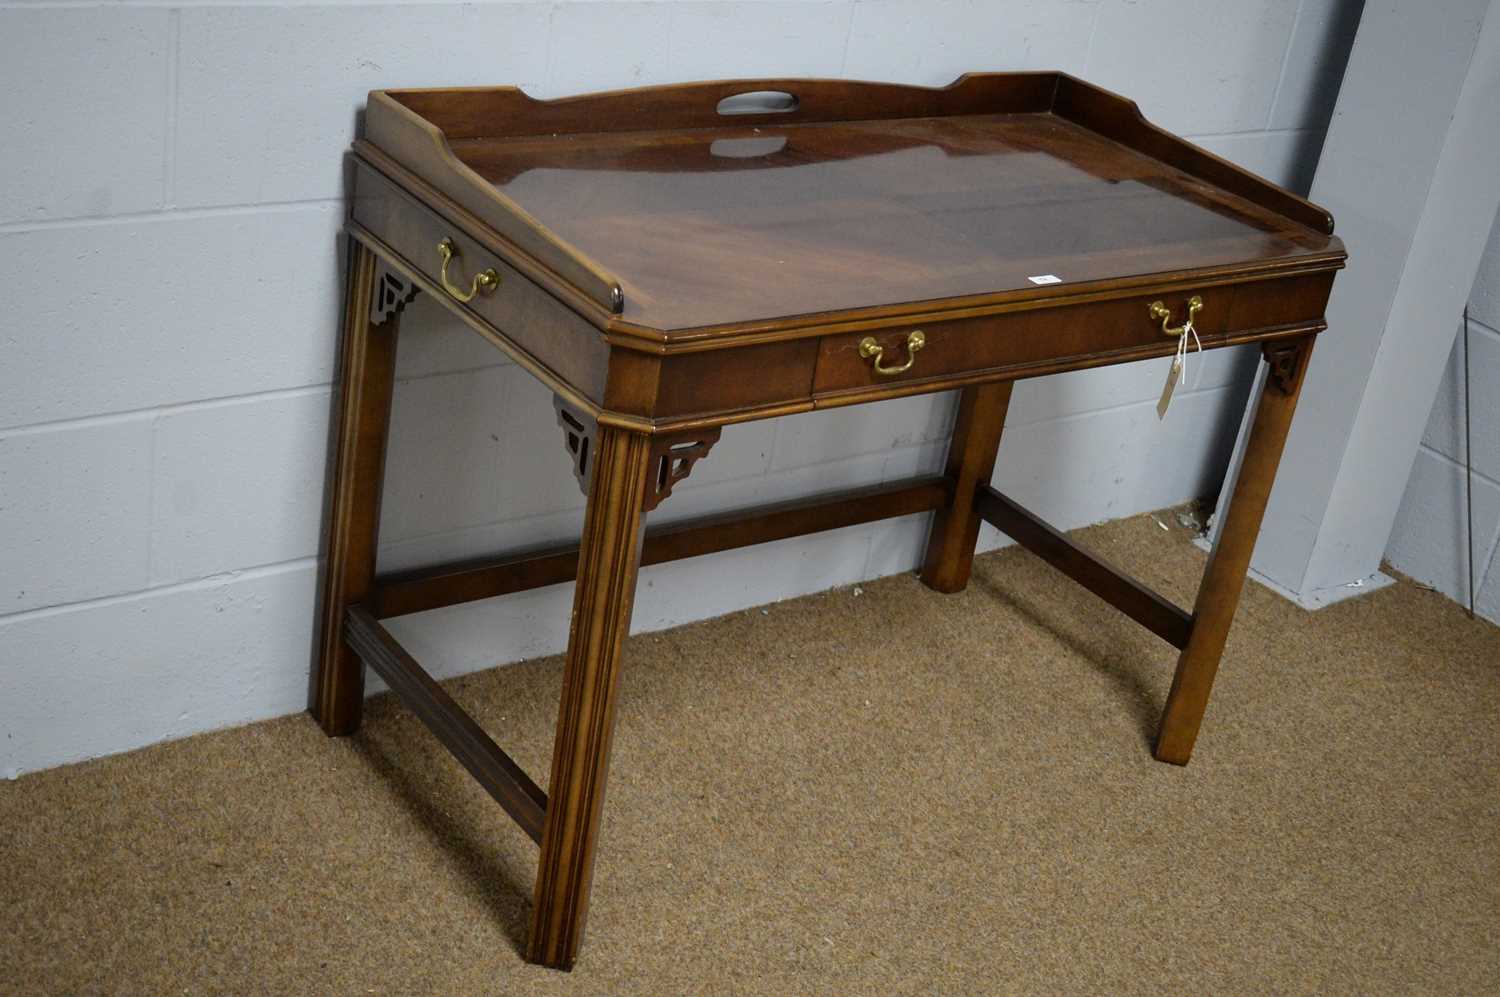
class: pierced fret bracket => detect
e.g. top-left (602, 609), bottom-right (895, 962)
top-left (371, 261), bottom-right (420, 326)
top-left (1262, 340), bottom-right (1305, 396)
top-left (644, 429), bottom-right (722, 511)
top-left (554, 395), bottom-right (598, 497)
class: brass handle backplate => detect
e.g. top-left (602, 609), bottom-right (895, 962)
top-left (1148, 295), bottom-right (1203, 338)
top-left (859, 330), bottom-right (926, 377)
top-left (437, 238), bottom-right (499, 302)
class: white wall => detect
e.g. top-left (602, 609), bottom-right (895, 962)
top-left (1247, 0), bottom-right (1500, 608)
top-left (1385, 209), bottom-right (1500, 624)
top-left (0, 0), bottom-right (1362, 777)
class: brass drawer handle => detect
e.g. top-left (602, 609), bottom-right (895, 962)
top-left (437, 238), bottom-right (499, 302)
top-left (1148, 295), bottom-right (1203, 337)
top-left (859, 330), bottom-right (926, 376)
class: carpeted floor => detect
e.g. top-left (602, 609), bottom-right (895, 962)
top-left (3, 512), bottom-right (1498, 995)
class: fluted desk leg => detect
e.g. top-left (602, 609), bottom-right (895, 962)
top-left (528, 424), bottom-right (653, 969)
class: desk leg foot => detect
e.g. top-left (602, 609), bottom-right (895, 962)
top-left (1155, 337), bottom-right (1315, 765)
top-left (529, 425), bottom-right (652, 969)
top-left (311, 243), bottom-right (402, 736)
top-left (920, 381), bottom-right (1014, 593)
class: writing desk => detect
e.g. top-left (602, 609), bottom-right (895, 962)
top-left (313, 73), bottom-right (1345, 970)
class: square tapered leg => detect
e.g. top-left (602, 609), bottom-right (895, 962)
top-left (1156, 337), bottom-right (1315, 765)
top-left (528, 423), bottom-right (653, 969)
top-left (311, 242), bottom-right (404, 735)
top-left (920, 381), bottom-right (1014, 593)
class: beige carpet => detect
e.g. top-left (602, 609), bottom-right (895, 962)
top-left (3, 512), bottom-right (1498, 995)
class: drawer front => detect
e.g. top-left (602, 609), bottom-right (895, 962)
top-left (351, 161), bottom-right (608, 401)
top-left (1224, 273), bottom-right (1334, 331)
top-left (812, 277), bottom-right (1330, 396)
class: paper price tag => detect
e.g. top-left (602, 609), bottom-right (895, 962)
top-left (1027, 274), bottom-right (1062, 285)
top-left (1157, 323), bottom-right (1203, 419)
top-left (1157, 355), bottom-right (1183, 419)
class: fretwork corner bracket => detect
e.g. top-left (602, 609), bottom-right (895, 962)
top-left (371, 262), bottom-right (420, 326)
top-left (554, 395), bottom-right (598, 496)
top-left (1262, 339), bottom-right (1306, 395)
top-left (552, 395), bottom-right (721, 510)
top-left (644, 429), bottom-right (722, 511)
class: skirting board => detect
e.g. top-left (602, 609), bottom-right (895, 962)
top-left (1198, 358), bottom-right (1398, 610)
top-left (1192, 532), bottom-right (1397, 609)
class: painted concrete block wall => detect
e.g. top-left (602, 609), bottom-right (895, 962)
top-left (1385, 208), bottom-right (1500, 624)
top-left (0, 0), bottom-right (1361, 778)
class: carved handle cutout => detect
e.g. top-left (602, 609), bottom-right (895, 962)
top-left (709, 136), bottom-right (789, 158)
top-left (716, 90), bottom-right (799, 115)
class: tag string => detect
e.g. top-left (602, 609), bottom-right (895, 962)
top-left (1175, 323), bottom-right (1203, 387)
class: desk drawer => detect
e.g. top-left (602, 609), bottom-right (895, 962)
top-left (812, 277), bottom-right (1329, 395)
top-left (350, 161), bottom-right (608, 401)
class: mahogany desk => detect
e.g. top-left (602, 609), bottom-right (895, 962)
top-left (313, 73), bottom-right (1345, 970)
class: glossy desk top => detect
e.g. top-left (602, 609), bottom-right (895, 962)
top-left (449, 112), bottom-right (1337, 331)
